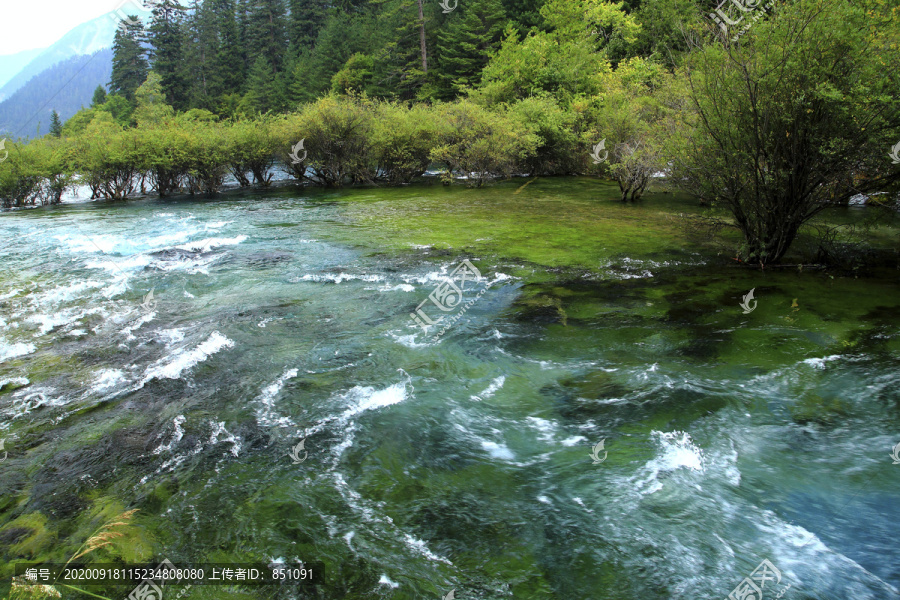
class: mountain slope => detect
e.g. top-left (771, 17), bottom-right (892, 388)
top-left (0, 50), bottom-right (113, 139)
top-left (0, 48), bottom-right (47, 94)
top-left (0, 12), bottom-right (128, 102)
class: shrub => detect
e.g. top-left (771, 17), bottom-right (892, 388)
top-left (429, 100), bottom-right (539, 186)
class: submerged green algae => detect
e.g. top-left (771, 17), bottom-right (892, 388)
top-left (1, 177), bottom-right (899, 600)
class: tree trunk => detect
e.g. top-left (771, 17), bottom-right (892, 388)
top-left (417, 0), bottom-right (428, 74)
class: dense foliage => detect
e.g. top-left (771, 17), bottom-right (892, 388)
top-left (1, 0), bottom-right (898, 265)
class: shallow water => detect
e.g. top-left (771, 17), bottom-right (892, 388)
top-left (1, 178), bottom-right (899, 600)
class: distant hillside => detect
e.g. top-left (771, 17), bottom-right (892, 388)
top-left (0, 13), bottom-right (122, 102)
top-left (0, 48), bottom-right (47, 97)
top-left (0, 49), bottom-right (113, 139)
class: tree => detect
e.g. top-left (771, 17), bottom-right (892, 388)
top-left (97, 94), bottom-right (136, 127)
top-left (109, 19), bottom-right (149, 101)
top-left (474, 0), bottom-right (639, 106)
top-left (148, 0), bottom-right (189, 109)
top-left (245, 0), bottom-right (289, 74)
top-left (241, 55), bottom-right (286, 113)
top-left (49, 110), bottom-right (63, 138)
top-left (677, 0), bottom-right (900, 265)
top-left (133, 72), bottom-right (176, 127)
top-left (91, 85), bottom-right (108, 107)
top-left (287, 0), bottom-right (328, 50)
top-left (184, 0), bottom-right (224, 108)
top-left (91, 85), bottom-right (106, 108)
top-left (211, 0), bottom-right (245, 94)
top-left (432, 0), bottom-right (506, 99)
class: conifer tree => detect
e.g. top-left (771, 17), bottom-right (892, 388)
top-left (148, 0), bottom-right (189, 109)
top-left (91, 85), bottom-right (108, 107)
top-left (241, 55), bottom-right (284, 113)
top-left (109, 20), bottom-right (148, 101)
top-left (211, 0), bottom-right (245, 93)
top-left (245, 0), bottom-right (289, 73)
top-left (184, 0), bottom-right (223, 108)
top-left (287, 0), bottom-right (328, 51)
top-left (433, 0), bottom-right (506, 99)
top-left (49, 110), bottom-right (63, 137)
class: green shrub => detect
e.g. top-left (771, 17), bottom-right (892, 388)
top-left (429, 99), bottom-right (539, 186)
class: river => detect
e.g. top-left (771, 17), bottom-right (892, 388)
top-left (1, 178), bottom-right (899, 599)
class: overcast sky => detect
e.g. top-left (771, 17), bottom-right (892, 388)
top-left (0, 0), bottom-right (129, 55)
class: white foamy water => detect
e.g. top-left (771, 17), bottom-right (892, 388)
top-left (175, 235), bottom-right (248, 253)
top-left (471, 375), bottom-right (505, 401)
top-left (154, 415), bottom-right (187, 454)
top-left (295, 273), bottom-right (385, 284)
top-left (0, 340), bottom-right (36, 361)
top-left (141, 332), bottom-right (235, 383)
top-left (803, 355), bottom-right (842, 369)
top-left (481, 440), bottom-right (516, 461)
top-left (92, 369), bottom-right (127, 393)
top-left (257, 368), bottom-right (299, 427)
top-left (0, 376), bottom-right (29, 389)
top-left (638, 430), bottom-right (705, 495)
top-left (209, 420), bottom-right (241, 457)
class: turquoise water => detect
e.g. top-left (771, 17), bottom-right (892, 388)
top-left (1, 180), bottom-right (899, 600)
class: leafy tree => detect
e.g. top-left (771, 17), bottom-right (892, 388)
top-left (370, 100), bottom-right (439, 184)
top-left (429, 99), bottom-right (539, 185)
top-left (0, 141), bottom-right (44, 207)
top-left (677, 0), bottom-right (900, 265)
top-left (632, 0), bottom-right (702, 65)
top-left (60, 108), bottom-right (98, 136)
top-left (49, 110), bottom-right (63, 138)
top-left (507, 95), bottom-right (583, 175)
top-left (109, 19), bottom-right (149, 101)
top-left (297, 94), bottom-right (376, 186)
top-left (97, 94), bottom-right (136, 127)
top-left (474, 0), bottom-right (639, 106)
top-left (73, 113), bottom-right (142, 200)
top-left (224, 117), bottom-right (279, 186)
top-left (331, 53), bottom-right (377, 94)
top-left (133, 72), bottom-right (176, 127)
